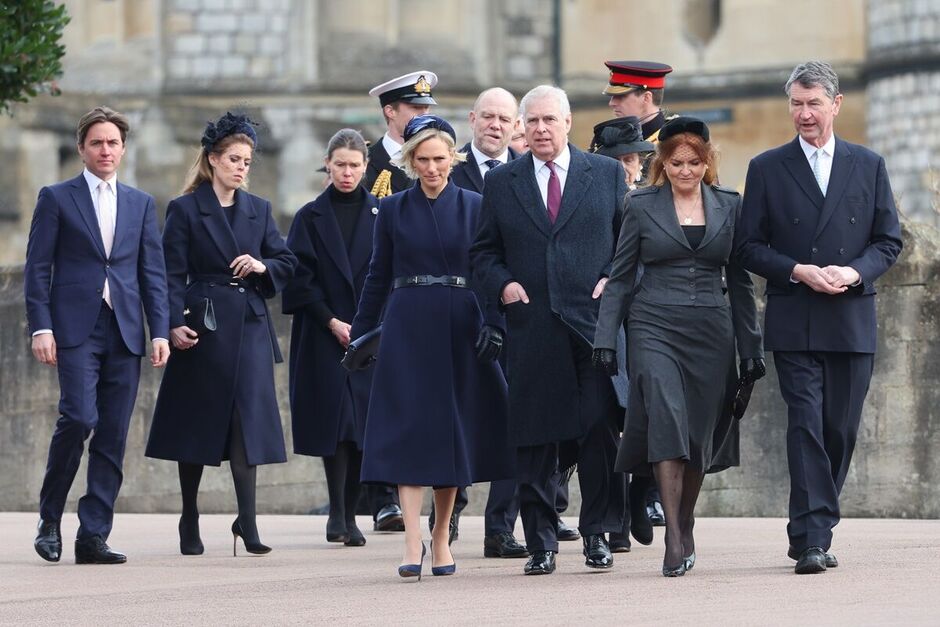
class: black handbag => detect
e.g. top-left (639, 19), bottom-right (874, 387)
top-left (183, 298), bottom-right (217, 335)
top-left (341, 325), bottom-right (381, 371)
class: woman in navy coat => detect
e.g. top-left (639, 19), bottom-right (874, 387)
top-left (283, 129), bottom-right (378, 547)
top-left (147, 113), bottom-right (297, 556)
top-left (350, 115), bottom-right (512, 580)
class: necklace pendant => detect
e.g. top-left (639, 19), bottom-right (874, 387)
top-left (683, 217), bottom-right (693, 225)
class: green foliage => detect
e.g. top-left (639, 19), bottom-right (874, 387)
top-left (0, 0), bottom-right (70, 114)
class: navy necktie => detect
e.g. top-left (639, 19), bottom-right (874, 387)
top-left (484, 159), bottom-right (502, 170)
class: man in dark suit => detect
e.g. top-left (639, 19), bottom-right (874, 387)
top-left (364, 70), bottom-right (438, 199)
top-left (736, 61), bottom-right (902, 574)
top-left (25, 106), bottom-right (170, 564)
top-left (471, 85), bottom-right (628, 575)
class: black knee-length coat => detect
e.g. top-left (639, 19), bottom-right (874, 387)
top-left (146, 182), bottom-right (297, 466)
top-left (282, 186), bottom-right (378, 456)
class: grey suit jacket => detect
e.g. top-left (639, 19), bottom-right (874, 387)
top-left (595, 182), bottom-right (762, 359)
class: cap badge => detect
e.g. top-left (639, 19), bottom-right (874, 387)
top-left (414, 75), bottom-right (431, 95)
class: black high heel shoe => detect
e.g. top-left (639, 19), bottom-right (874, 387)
top-left (179, 515), bottom-right (204, 555)
top-left (231, 519), bottom-right (271, 556)
top-left (398, 542), bottom-right (426, 581)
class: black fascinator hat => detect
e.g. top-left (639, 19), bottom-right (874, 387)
top-left (657, 116), bottom-right (710, 143)
top-left (201, 112), bottom-right (259, 152)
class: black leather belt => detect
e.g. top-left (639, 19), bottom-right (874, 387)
top-left (190, 273), bottom-right (248, 288)
top-left (393, 275), bottom-right (468, 289)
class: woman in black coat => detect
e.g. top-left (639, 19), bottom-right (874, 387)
top-left (147, 113), bottom-right (297, 556)
top-left (283, 129), bottom-right (378, 547)
top-left (350, 115), bottom-right (513, 580)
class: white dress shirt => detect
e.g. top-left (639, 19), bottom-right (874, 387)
top-left (382, 133), bottom-right (403, 161)
top-left (471, 143), bottom-right (509, 181)
top-left (531, 145), bottom-right (570, 208)
top-left (799, 134), bottom-right (835, 195)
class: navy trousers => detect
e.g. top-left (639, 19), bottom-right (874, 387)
top-left (38, 304), bottom-right (141, 541)
top-left (774, 351), bottom-right (874, 552)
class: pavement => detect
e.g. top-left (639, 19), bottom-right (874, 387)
top-left (1, 512), bottom-right (938, 625)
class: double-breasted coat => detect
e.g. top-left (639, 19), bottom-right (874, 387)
top-left (469, 145), bottom-right (630, 447)
top-left (350, 181), bottom-right (513, 487)
top-left (147, 182), bottom-right (297, 466)
top-left (282, 186), bottom-right (378, 456)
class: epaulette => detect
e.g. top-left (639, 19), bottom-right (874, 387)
top-left (711, 183), bottom-right (739, 196)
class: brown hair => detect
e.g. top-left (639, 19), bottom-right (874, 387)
top-left (182, 133), bottom-right (255, 194)
top-left (76, 106), bottom-right (130, 146)
top-left (326, 128), bottom-right (368, 161)
top-left (647, 132), bottom-right (719, 187)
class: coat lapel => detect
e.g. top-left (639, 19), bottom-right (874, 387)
top-left (67, 174), bottom-right (107, 258)
top-left (782, 136), bottom-right (825, 210)
top-left (697, 184), bottom-right (733, 250)
top-left (552, 145), bottom-right (591, 234)
top-left (110, 181), bottom-right (137, 256)
top-left (644, 183), bottom-right (692, 251)
top-left (461, 142), bottom-right (485, 193)
top-left (509, 154), bottom-right (552, 238)
top-left (813, 137), bottom-right (856, 239)
top-left (195, 182), bottom-right (240, 263)
top-left (349, 190), bottom-right (379, 280)
top-left (310, 190), bottom-right (354, 287)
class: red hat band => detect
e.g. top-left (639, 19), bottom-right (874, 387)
top-left (609, 71), bottom-right (666, 89)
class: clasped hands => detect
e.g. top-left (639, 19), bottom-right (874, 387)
top-left (792, 263), bottom-right (859, 294)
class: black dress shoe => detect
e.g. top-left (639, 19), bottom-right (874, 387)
top-left (523, 550), bottom-right (556, 575)
top-left (34, 519), bottom-right (61, 563)
top-left (794, 547), bottom-right (827, 574)
top-left (583, 534), bottom-right (614, 569)
top-left (629, 495), bottom-right (654, 545)
top-left (647, 501), bottom-right (666, 526)
top-left (608, 531), bottom-right (632, 553)
top-left (788, 545), bottom-right (837, 568)
top-left (75, 536), bottom-right (127, 564)
top-left (556, 519), bottom-right (580, 541)
top-left (483, 532), bottom-right (529, 558)
top-left (373, 504), bottom-right (405, 532)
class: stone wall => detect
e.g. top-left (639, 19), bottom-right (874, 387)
top-left (1, 219), bottom-right (938, 517)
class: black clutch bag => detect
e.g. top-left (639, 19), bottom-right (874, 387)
top-left (341, 325), bottom-right (382, 371)
top-left (732, 379), bottom-right (755, 420)
top-left (183, 298), bottom-right (217, 335)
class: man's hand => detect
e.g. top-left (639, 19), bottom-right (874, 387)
top-left (739, 358), bottom-right (766, 385)
top-left (791, 263), bottom-right (846, 294)
top-left (151, 339), bottom-right (170, 367)
top-left (170, 325), bottom-right (199, 350)
top-left (592, 277), bottom-right (609, 299)
top-left (329, 318), bottom-right (352, 348)
top-left (501, 281), bottom-right (529, 305)
top-left (822, 265), bottom-right (861, 289)
top-left (31, 333), bottom-right (57, 366)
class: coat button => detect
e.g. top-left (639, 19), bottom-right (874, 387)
top-left (105, 263), bottom-right (110, 269)
top-left (811, 247), bottom-right (818, 253)
top-left (209, 282), bottom-right (216, 287)
top-left (689, 267), bottom-right (695, 273)
top-left (238, 287), bottom-right (245, 293)
top-left (839, 248), bottom-right (845, 255)
top-left (96, 288), bottom-right (102, 293)
top-left (689, 294), bottom-right (696, 300)
top-left (793, 218), bottom-right (800, 225)
top-left (850, 217), bottom-right (856, 224)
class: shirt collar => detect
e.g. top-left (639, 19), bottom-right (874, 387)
top-left (532, 144), bottom-right (571, 172)
top-left (382, 133), bottom-right (403, 159)
top-left (83, 168), bottom-right (117, 194)
top-left (471, 143), bottom-right (508, 166)
top-left (799, 134), bottom-right (835, 160)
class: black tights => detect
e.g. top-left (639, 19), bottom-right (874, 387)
top-left (652, 459), bottom-right (704, 568)
top-left (178, 409), bottom-right (261, 542)
top-left (322, 442), bottom-right (363, 534)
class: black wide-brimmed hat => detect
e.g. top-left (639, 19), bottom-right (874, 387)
top-left (590, 116), bottom-right (655, 158)
top-left (658, 116), bottom-right (710, 143)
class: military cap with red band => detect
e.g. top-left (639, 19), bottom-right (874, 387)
top-left (603, 61), bottom-right (673, 95)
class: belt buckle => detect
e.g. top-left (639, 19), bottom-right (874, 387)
top-left (454, 276), bottom-right (466, 286)
top-left (413, 276), bottom-right (427, 285)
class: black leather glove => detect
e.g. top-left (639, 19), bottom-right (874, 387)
top-left (592, 348), bottom-right (618, 376)
top-left (739, 358), bottom-right (766, 385)
top-left (475, 325), bottom-right (504, 362)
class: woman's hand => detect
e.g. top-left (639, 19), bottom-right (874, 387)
top-left (592, 348), bottom-right (618, 376)
top-left (171, 325), bottom-right (199, 350)
top-left (230, 254), bottom-right (266, 279)
top-left (739, 358), bottom-right (767, 385)
top-left (329, 318), bottom-right (352, 348)
top-left (475, 325), bottom-right (504, 362)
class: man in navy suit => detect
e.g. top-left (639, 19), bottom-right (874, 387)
top-left (471, 85), bottom-right (628, 575)
top-left (25, 106), bottom-right (170, 564)
top-left (736, 62), bottom-right (902, 574)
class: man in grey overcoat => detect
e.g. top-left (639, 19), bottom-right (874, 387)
top-left (470, 85), bottom-right (629, 575)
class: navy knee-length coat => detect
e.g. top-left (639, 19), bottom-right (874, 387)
top-left (146, 182), bottom-right (297, 466)
top-left (282, 186), bottom-right (378, 456)
top-left (350, 181), bottom-right (513, 487)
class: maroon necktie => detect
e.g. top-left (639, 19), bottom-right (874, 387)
top-left (545, 161), bottom-right (561, 224)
